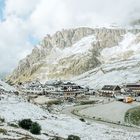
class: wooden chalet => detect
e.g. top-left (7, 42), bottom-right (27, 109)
top-left (20, 80), bottom-right (86, 98)
top-left (123, 83), bottom-right (140, 96)
top-left (61, 82), bottom-right (86, 99)
top-left (100, 85), bottom-right (121, 97)
top-left (43, 81), bottom-right (86, 99)
top-left (43, 81), bottom-right (63, 95)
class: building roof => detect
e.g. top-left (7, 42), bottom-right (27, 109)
top-left (23, 80), bottom-right (42, 89)
top-left (44, 80), bottom-right (63, 87)
top-left (62, 81), bottom-right (76, 86)
top-left (101, 85), bottom-right (121, 91)
top-left (125, 83), bottom-right (140, 88)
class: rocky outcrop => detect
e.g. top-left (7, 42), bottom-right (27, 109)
top-left (6, 27), bottom-right (140, 84)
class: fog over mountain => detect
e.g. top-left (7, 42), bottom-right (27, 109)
top-left (0, 0), bottom-right (140, 76)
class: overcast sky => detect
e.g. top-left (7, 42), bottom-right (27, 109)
top-left (0, 0), bottom-right (140, 75)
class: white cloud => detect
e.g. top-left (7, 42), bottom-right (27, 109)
top-left (0, 15), bottom-right (33, 73)
top-left (0, 0), bottom-right (140, 75)
top-left (4, 0), bottom-right (39, 18)
top-left (29, 0), bottom-right (70, 38)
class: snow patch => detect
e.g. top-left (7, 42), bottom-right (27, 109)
top-left (47, 35), bottom-right (95, 64)
top-left (100, 33), bottom-right (140, 63)
top-left (0, 80), bottom-right (15, 92)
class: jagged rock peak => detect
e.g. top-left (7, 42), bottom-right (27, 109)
top-left (6, 27), bottom-right (140, 84)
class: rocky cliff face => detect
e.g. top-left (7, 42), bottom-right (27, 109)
top-left (6, 27), bottom-right (140, 84)
top-left (73, 32), bottom-right (140, 89)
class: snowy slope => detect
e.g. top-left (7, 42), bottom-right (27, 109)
top-left (100, 33), bottom-right (140, 62)
top-left (0, 80), bottom-right (15, 92)
top-left (0, 94), bottom-right (49, 122)
top-left (73, 32), bottom-right (140, 89)
top-left (44, 35), bottom-right (95, 64)
top-left (0, 94), bottom-right (140, 140)
top-left (32, 34), bottom-right (98, 82)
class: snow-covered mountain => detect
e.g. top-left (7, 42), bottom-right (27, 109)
top-left (7, 27), bottom-right (140, 88)
top-left (73, 32), bottom-right (140, 89)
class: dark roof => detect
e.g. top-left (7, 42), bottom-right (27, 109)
top-left (101, 85), bottom-right (121, 91)
top-left (44, 81), bottom-right (84, 89)
top-left (44, 80), bottom-right (63, 87)
top-left (125, 84), bottom-right (140, 88)
top-left (62, 82), bottom-right (76, 86)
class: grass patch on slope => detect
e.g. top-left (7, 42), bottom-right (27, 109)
top-left (80, 100), bottom-right (96, 105)
top-left (125, 106), bottom-right (140, 126)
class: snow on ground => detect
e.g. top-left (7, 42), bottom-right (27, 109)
top-left (0, 94), bottom-right (140, 139)
top-left (0, 94), bottom-right (49, 122)
top-left (0, 80), bottom-right (15, 92)
top-left (33, 95), bottom-right (58, 105)
top-left (73, 59), bottom-right (140, 89)
top-left (39, 115), bottom-right (140, 140)
top-left (100, 33), bottom-right (140, 63)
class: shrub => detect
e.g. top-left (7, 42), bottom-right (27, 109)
top-left (79, 118), bottom-right (85, 122)
top-left (97, 118), bottom-right (101, 121)
top-left (125, 107), bottom-right (140, 125)
top-left (18, 119), bottom-right (32, 130)
top-left (47, 100), bottom-right (62, 107)
top-left (80, 100), bottom-right (95, 105)
top-left (67, 135), bottom-right (81, 140)
top-left (18, 119), bottom-right (41, 135)
top-left (30, 122), bottom-right (41, 135)
top-left (49, 137), bottom-right (65, 140)
top-left (0, 117), bottom-right (5, 123)
top-left (0, 128), bottom-right (7, 134)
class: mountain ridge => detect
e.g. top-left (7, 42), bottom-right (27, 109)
top-left (6, 27), bottom-right (140, 86)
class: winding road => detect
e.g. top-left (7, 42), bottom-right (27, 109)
top-left (61, 97), bottom-right (140, 132)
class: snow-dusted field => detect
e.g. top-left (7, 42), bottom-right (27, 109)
top-left (78, 101), bottom-right (140, 124)
top-left (0, 94), bottom-right (140, 139)
top-left (0, 94), bottom-right (48, 122)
